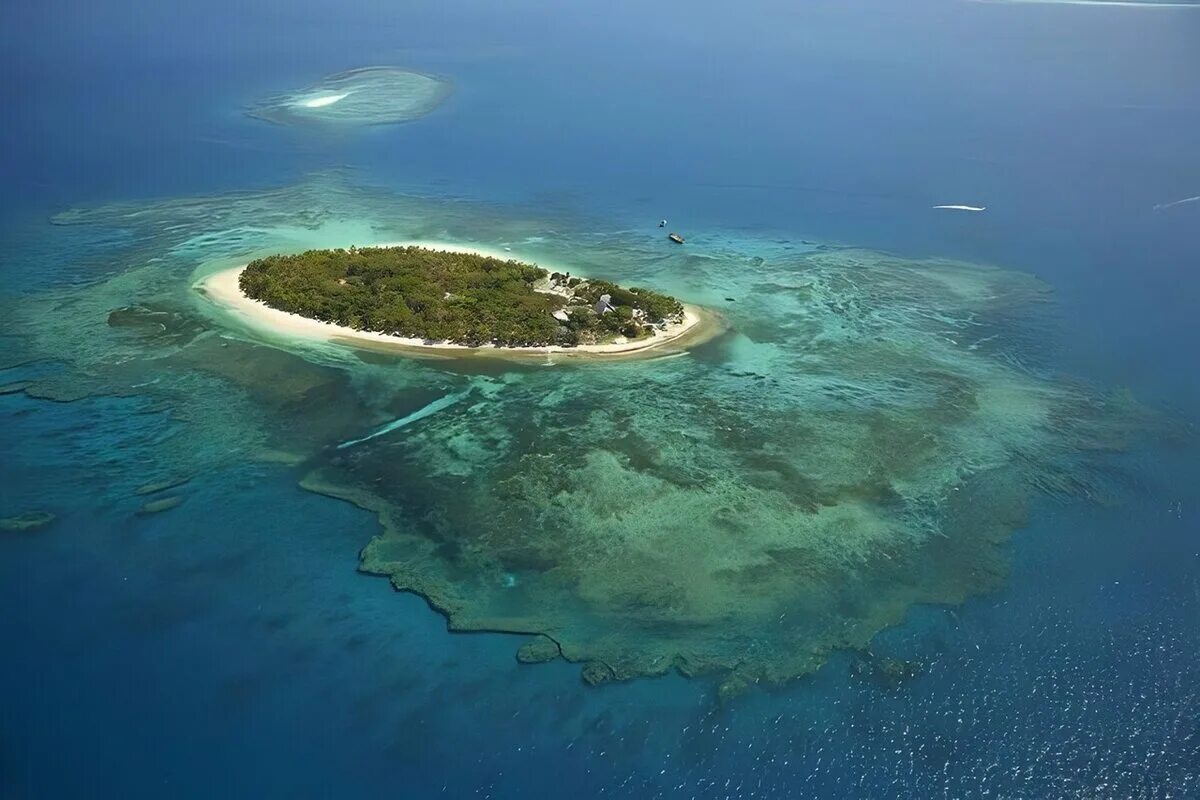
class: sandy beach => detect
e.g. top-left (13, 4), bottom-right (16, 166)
top-left (195, 242), bottom-right (715, 359)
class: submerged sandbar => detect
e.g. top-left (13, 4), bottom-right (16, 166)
top-left (248, 66), bottom-right (452, 127)
top-left (198, 244), bottom-right (713, 359)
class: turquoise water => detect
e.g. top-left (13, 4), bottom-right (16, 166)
top-left (2, 0), bottom-right (1198, 797)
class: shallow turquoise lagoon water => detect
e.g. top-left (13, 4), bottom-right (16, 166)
top-left (1, 0), bottom-right (1197, 797)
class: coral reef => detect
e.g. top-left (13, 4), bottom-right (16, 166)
top-left (6, 173), bottom-right (1166, 694)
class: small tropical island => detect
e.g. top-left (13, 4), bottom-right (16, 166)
top-left (202, 244), bottom-right (708, 356)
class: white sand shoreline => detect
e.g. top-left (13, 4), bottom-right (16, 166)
top-left (194, 242), bottom-right (712, 359)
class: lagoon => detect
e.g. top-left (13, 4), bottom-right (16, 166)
top-left (1, 0), bottom-right (1197, 797)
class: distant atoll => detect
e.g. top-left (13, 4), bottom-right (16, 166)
top-left (247, 67), bottom-right (451, 127)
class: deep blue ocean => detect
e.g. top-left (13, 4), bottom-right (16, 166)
top-left (2, 1), bottom-right (1197, 797)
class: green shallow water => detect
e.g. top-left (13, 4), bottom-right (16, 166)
top-left (4, 172), bottom-right (1165, 696)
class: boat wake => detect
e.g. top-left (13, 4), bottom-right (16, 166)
top-left (337, 387), bottom-right (474, 449)
top-left (1153, 195), bottom-right (1200, 211)
top-left (933, 204), bottom-right (987, 212)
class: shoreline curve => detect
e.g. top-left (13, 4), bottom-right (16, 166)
top-left (194, 242), bottom-right (721, 361)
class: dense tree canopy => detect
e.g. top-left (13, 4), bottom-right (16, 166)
top-left (239, 246), bottom-right (683, 347)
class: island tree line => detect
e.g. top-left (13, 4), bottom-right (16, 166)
top-left (239, 245), bottom-right (684, 347)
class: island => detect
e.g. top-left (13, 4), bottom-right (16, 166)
top-left (200, 244), bottom-right (709, 357)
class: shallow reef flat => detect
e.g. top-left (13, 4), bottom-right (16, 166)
top-left (247, 67), bottom-right (452, 127)
top-left (319, 252), bottom-right (1157, 696)
top-left (8, 172), bottom-right (1172, 697)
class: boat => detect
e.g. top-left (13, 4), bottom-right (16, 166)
top-left (668, 232), bottom-right (685, 245)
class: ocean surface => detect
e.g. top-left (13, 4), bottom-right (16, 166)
top-left (1, 1), bottom-right (1197, 798)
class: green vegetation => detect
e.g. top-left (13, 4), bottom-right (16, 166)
top-left (239, 246), bottom-right (684, 347)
